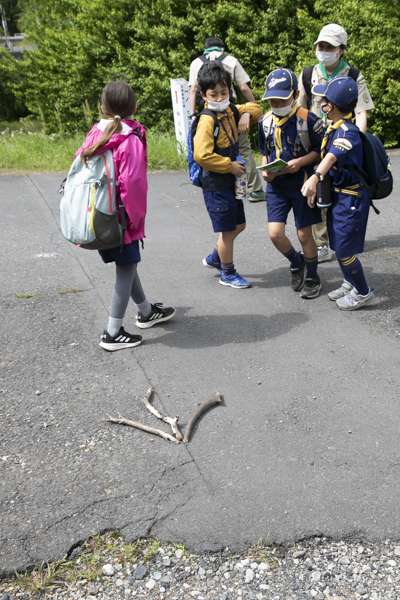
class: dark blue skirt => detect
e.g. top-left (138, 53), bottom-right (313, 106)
top-left (98, 241), bottom-right (141, 266)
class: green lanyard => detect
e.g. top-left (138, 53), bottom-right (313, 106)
top-left (319, 58), bottom-right (348, 82)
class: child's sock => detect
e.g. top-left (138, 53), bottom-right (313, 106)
top-left (221, 261), bottom-right (235, 276)
top-left (304, 254), bottom-right (319, 279)
top-left (339, 256), bottom-right (369, 295)
top-left (211, 246), bottom-right (220, 263)
top-left (283, 245), bottom-right (302, 268)
top-left (136, 298), bottom-right (152, 317)
top-left (107, 317), bottom-right (123, 337)
top-left (338, 259), bottom-right (354, 287)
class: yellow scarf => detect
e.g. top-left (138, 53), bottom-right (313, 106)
top-left (320, 114), bottom-right (352, 159)
top-left (273, 103), bottom-right (300, 158)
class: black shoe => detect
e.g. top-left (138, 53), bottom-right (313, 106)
top-left (290, 254), bottom-right (306, 291)
top-left (135, 303), bottom-right (176, 329)
top-left (99, 327), bottom-right (143, 351)
top-left (300, 277), bottom-right (322, 299)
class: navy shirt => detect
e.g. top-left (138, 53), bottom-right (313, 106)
top-left (258, 108), bottom-right (324, 189)
top-left (325, 120), bottom-right (368, 188)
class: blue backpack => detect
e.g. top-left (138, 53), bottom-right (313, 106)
top-left (334, 123), bottom-right (393, 214)
top-left (187, 104), bottom-right (239, 188)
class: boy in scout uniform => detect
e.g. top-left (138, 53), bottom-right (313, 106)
top-left (298, 24), bottom-right (374, 263)
top-left (301, 75), bottom-right (374, 311)
top-left (258, 69), bottom-right (324, 299)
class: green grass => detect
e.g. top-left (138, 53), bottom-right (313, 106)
top-left (0, 122), bottom-right (189, 174)
top-left (0, 120), bottom-right (263, 175)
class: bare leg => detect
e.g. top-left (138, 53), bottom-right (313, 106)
top-left (217, 222), bottom-right (246, 264)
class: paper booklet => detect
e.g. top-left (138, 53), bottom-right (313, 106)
top-left (256, 158), bottom-right (288, 173)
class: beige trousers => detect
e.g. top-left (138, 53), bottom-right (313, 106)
top-left (312, 207), bottom-right (329, 247)
top-left (238, 134), bottom-right (263, 193)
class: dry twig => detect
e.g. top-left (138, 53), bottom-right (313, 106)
top-left (139, 387), bottom-right (163, 420)
top-left (164, 416), bottom-right (183, 441)
top-left (107, 413), bottom-right (179, 444)
top-left (183, 391), bottom-right (222, 443)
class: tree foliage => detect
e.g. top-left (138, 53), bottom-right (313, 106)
top-left (2, 0), bottom-right (400, 146)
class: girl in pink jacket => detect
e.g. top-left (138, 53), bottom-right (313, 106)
top-left (76, 81), bottom-right (175, 351)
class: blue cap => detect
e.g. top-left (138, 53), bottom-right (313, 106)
top-left (262, 68), bottom-right (298, 101)
top-left (312, 75), bottom-right (358, 109)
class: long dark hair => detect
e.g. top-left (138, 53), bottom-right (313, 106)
top-left (81, 81), bottom-right (136, 165)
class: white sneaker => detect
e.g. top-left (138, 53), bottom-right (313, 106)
top-left (328, 280), bottom-right (353, 301)
top-left (318, 246), bottom-right (332, 263)
top-left (336, 287), bottom-right (374, 311)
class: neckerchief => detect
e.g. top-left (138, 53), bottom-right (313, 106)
top-left (273, 103), bottom-right (299, 159)
top-left (319, 58), bottom-right (348, 82)
top-left (320, 113), bottom-right (352, 159)
top-left (203, 47), bottom-right (222, 55)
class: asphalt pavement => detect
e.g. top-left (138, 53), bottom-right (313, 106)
top-left (1, 158), bottom-right (400, 576)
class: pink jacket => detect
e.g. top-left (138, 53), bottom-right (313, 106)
top-left (75, 120), bottom-right (147, 243)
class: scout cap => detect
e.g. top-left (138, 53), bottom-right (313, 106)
top-left (312, 75), bottom-right (358, 109)
top-left (262, 68), bottom-right (298, 100)
top-left (315, 24), bottom-right (347, 47)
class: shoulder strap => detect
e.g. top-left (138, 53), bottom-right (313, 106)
top-left (214, 52), bottom-right (227, 63)
top-left (302, 66), bottom-right (315, 110)
top-left (191, 108), bottom-right (220, 151)
top-left (229, 103), bottom-right (240, 126)
top-left (198, 55), bottom-right (208, 64)
top-left (296, 106), bottom-right (308, 120)
top-left (296, 107), bottom-right (311, 153)
top-left (348, 66), bottom-right (360, 82)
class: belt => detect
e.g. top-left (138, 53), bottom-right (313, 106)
top-left (333, 183), bottom-right (362, 197)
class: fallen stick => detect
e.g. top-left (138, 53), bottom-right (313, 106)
top-left (139, 387), bottom-right (163, 420)
top-left (183, 392), bottom-right (222, 443)
top-left (107, 413), bottom-right (179, 444)
top-left (164, 416), bottom-right (183, 441)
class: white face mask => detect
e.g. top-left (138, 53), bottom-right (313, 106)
top-left (272, 100), bottom-right (295, 117)
top-left (207, 97), bottom-right (230, 112)
top-left (316, 49), bottom-right (341, 66)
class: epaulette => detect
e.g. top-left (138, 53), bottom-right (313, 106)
top-left (260, 110), bottom-right (272, 122)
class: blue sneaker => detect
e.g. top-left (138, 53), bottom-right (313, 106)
top-left (202, 254), bottom-right (222, 271)
top-left (219, 272), bottom-right (251, 289)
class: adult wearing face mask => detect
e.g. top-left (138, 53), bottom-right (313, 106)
top-left (298, 24), bottom-right (374, 263)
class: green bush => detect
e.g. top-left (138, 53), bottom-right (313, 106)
top-left (1, 0), bottom-right (400, 146)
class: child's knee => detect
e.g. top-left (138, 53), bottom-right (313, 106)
top-left (297, 226), bottom-right (312, 244)
top-left (269, 225), bottom-right (285, 244)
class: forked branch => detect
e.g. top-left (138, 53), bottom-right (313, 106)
top-left (107, 413), bottom-right (179, 444)
top-left (164, 416), bottom-right (183, 441)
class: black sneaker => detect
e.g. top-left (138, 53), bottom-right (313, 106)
top-left (300, 277), bottom-right (322, 299)
top-left (290, 254), bottom-right (306, 291)
top-left (135, 303), bottom-right (176, 329)
top-left (99, 327), bottom-right (143, 351)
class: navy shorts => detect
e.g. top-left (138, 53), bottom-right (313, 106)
top-left (327, 188), bottom-right (370, 258)
top-left (203, 189), bottom-right (246, 233)
top-left (98, 240), bottom-right (141, 266)
top-left (266, 184), bottom-right (322, 229)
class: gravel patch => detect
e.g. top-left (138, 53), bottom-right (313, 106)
top-left (1, 537), bottom-right (400, 599)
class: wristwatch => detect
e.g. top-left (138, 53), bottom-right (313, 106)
top-left (314, 171), bottom-right (324, 181)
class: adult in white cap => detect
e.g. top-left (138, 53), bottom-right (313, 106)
top-left (298, 24), bottom-right (374, 263)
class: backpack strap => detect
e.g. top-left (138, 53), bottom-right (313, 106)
top-left (229, 103), bottom-right (240, 127)
top-left (348, 66), bottom-right (360, 82)
top-left (302, 66), bottom-right (315, 110)
top-left (295, 107), bottom-right (312, 153)
top-left (261, 111), bottom-right (274, 155)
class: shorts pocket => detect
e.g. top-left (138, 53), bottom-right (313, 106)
top-left (344, 205), bottom-right (364, 234)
